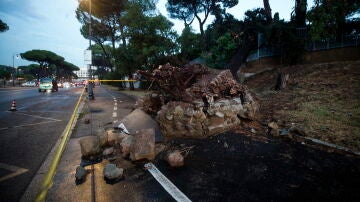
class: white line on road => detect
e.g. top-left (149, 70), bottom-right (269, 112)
top-left (145, 163), bottom-right (191, 202)
top-left (0, 162), bottom-right (29, 182)
top-left (7, 111), bottom-right (61, 121)
top-left (112, 112), bottom-right (117, 118)
top-left (0, 120), bottom-right (62, 131)
top-left (114, 106), bottom-right (117, 111)
top-left (114, 102), bottom-right (117, 106)
top-left (0, 89), bottom-right (35, 93)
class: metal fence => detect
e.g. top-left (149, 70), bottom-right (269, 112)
top-left (246, 33), bottom-right (360, 62)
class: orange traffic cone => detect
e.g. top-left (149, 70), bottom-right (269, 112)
top-left (9, 100), bottom-right (17, 111)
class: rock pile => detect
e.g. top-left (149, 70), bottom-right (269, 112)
top-left (137, 63), bottom-right (259, 138)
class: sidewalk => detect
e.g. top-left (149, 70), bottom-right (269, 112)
top-left (43, 85), bottom-right (172, 201)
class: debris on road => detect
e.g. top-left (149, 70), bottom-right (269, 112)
top-left (103, 163), bottom-right (124, 183)
top-left (137, 63), bottom-right (259, 139)
top-left (120, 135), bottom-right (133, 158)
top-left (75, 166), bottom-right (88, 184)
top-left (79, 136), bottom-right (102, 160)
top-left (130, 128), bottom-right (155, 161)
top-left (165, 150), bottom-right (184, 167)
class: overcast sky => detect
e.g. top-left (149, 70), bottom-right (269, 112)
top-left (0, 0), bottom-right (313, 69)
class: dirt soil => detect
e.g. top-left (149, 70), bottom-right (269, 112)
top-left (244, 60), bottom-right (360, 152)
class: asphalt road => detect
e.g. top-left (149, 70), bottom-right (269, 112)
top-left (0, 86), bottom-right (83, 201)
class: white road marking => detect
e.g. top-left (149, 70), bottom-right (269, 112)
top-left (112, 112), bottom-right (117, 118)
top-left (145, 163), bottom-right (191, 202)
top-left (0, 162), bottom-right (29, 182)
top-left (0, 120), bottom-right (62, 131)
top-left (114, 102), bottom-right (117, 106)
top-left (0, 89), bottom-right (35, 93)
top-left (114, 106), bottom-right (117, 111)
top-left (7, 111), bottom-right (61, 121)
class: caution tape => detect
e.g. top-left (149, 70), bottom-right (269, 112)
top-left (35, 88), bottom-right (85, 202)
top-left (88, 79), bottom-right (138, 82)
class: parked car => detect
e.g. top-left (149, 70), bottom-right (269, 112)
top-left (38, 78), bottom-right (58, 92)
top-left (21, 81), bottom-right (37, 87)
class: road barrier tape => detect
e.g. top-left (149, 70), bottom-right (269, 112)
top-left (35, 88), bottom-right (85, 202)
top-left (144, 163), bottom-right (191, 202)
top-left (88, 79), bottom-right (138, 82)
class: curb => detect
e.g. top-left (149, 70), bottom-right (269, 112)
top-left (20, 89), bottom-right (85, 202)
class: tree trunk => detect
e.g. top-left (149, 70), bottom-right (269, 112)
top-left (263, 0), bottom-right (272, 22)
top-left (294, 0), bottom-right (307, 27)
top-left (128, 73), bottom-right (134, 91)
top-left (275, 73), bottom-right (289, 90)
top-left (226, 34), bottom-right (257, 80)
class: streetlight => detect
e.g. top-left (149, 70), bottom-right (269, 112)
top-left (87, 0), bottom-right (94, 100)
top-left (12, 53), bottom-right (19, 86)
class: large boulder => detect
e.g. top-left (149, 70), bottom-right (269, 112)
top-left (130, 128), bottom-right (155, 161)
top-left (118, 109), bottom-right (163, 142)
top-left (79, 136), bottom-right (102, 159)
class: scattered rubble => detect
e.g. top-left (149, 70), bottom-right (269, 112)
top-left (268, 122), bottom-right (279, 137)
top-left (120, 135), bottom-right (133, 158)
top-left (166, 150), bottom-right (184, 167)
top-left (137, 63), bottom-right (259, 139)
top-left (75, 166), bottom-right (88, 184)
top-left (79, 136), bottom-right (102, 160)
top-left (130, 128), bottom-right (156, 161)
top-left (102, 147), bottom-right (114, 156)
top-left (106, 129), bottom-right (127, 146)
top-left (103, 163), bottom-right (124, 182)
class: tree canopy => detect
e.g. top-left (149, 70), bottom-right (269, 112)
top-left (20, 50), bottom-right (79, 79)
top-left (0, 19), bottom-right (9, 32)
top-left (166, 0), bottom-right (238, 39)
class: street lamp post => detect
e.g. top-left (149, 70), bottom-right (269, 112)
top-left (12, 53), bottom-right (19, 86)
top-left (87, 0), bottom-right (94, 100)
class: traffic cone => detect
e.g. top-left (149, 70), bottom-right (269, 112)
top-left (9, 100), bottom-right (17, 111)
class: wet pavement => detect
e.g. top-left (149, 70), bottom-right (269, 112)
top-left (31, 85), bottom-right (360, 201)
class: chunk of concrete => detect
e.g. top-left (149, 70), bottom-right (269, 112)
top-left (107, 129), bottom-right (127, 146)
top-left (75, 166), bottom-right (88, 184)
top-left (120, 135), bottom-right (133, 158)
top-left (166, 150), bottom-right (184, 167)
top-left (102, 147), bottom-right (114, 156)
top-left (103, 163), bottom-right (124, 180)
top-left (79, 136), bottom-right (101, 159)
top-left (130, 128), bottom-right (155, 161)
